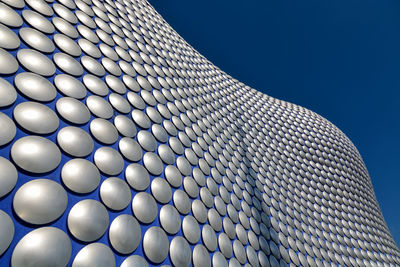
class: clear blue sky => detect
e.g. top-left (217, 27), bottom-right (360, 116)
top-left (149, 0), bottom-right (400, 245)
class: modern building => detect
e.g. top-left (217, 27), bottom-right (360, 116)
top-left (0, 0), bottom-right (398, 266)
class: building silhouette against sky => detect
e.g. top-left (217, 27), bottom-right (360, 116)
top-left (0, 0), bottom-right (398, 266)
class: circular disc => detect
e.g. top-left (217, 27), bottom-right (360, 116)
top-left (100, 177), bottom-right (131, 211)
top-left (11, 227), bottom-right (71, 267)
top-left (13, 179), bottom-right (67, 225)
top-left (94, 147), bottom-right (124, 176)
top-left (119, 137), bottom-right (142, 162)
top-left (61, 159), bottom-right (100, 194)
top-left (132, 192), bottom-right (157, 224)
top-left (68, 199), bottom-right (109, 242)
top-left (0, 157), bottom-right (18, 197)
top-left (143, 227), bottom-right (169, 264)
top-left (170, 236), bottom-right (191, 267)
top-left (57, 126), bottom-right (94, 157)
top-left (56, 97), bottom-right (91, 124)
top-left (159, 205), bottom-right (181, 235)
top-left (143, 152), bottom-right (163, 176)
top-left (0, 78), bottom-right (17, 107)
top-left (109, 215), bottom-right (141, 254)
top-left (182, 215), bottom-right (200, 244)
top-left (151, 177), bottom-right (172, 204)
top-left (17, 49), bottom-right (55, 76)
top-left (0, 112), bottom-right (16, 146)
top-left (14, 102), bottom-right (59, 134)
top-left (125, 163), bottom-right (150, 191)
top-left (193, 244), bottom-right (211, 267)
top-left (72, 243), bottom-right (115, 267)
top-left (0, 210), bottom-right (14, 255)
top-left (11, 136), bottom-right (61, 174)
top-left (14, 72), bottom-right (56, 101)
top-left (121, 255), bottom-right (149, 267)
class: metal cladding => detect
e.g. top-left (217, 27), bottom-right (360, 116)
top-left (0, 0), bottom-right (398, 266)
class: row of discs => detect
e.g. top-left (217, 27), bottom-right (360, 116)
top-left (0, 0), bottom-right (399, 266)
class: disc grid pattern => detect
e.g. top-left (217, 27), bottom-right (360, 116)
top-left (0, 0), bottom-right (399, 266)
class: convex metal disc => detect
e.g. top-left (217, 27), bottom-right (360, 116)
top-left (13, 179), bottom-right (67, 225)
top-left (11, 227), bottom-right (71, 267)
top-left (11, 136), bottom-right (61, 173)
top-left (68, 199), bottom-right (109, 242)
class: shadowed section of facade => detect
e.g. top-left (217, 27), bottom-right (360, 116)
top-left (0, 0), bottom-right (398, 266)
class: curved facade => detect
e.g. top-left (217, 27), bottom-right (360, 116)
top-left (0, 0), bottom-right (398, 266)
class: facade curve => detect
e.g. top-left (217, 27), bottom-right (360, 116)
top-left (0, 0), bottom-right (399, 266)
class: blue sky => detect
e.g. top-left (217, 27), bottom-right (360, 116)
top-left (149, 0), bottom-right (400, 245)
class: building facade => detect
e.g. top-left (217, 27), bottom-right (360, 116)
top-left (0, 0), bottom-right (398, 266)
